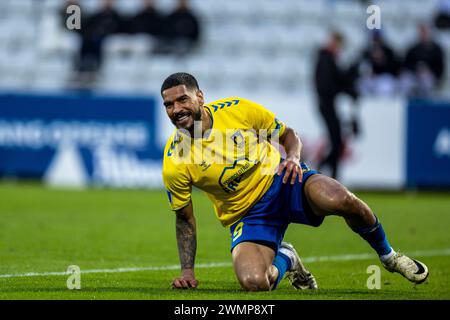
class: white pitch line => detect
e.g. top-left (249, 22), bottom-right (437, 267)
top-left (1, 248), bottom-right (449, 279)
top-left (0, 262), bottom-right (231, 279)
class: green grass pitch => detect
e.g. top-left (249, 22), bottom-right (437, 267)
top-left (0, 182), bottom-right (449, 300)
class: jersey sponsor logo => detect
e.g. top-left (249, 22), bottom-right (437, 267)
top-left (209, 99), bottom-right (240, 112)
top-left (218, 157), bottom-right (256, 193)
top-left (199, 160), bottom-right (211, 172)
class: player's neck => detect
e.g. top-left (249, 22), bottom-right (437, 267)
top-left (200, 106), bottom-right (213, 135)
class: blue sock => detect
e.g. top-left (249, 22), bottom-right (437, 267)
top-left (272, 251), bottom-right (292, 290)
top-left (356, 216), bottom-right (393, 257)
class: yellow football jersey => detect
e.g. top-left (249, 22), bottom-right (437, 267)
top-left (162, 97), bottom-right (286, 227)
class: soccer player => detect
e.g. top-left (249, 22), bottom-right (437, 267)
top-left (161, 72), bottom-right (429, 291)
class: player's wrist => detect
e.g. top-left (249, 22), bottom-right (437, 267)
top-left (181, 268), bottom-right (195, 278)
top-left (286, 154), bottom-right (301, 162)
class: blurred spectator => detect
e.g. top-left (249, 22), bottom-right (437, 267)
top-left (401, 23), bottom-right (445, 97)
top-left (160, 0), bottom-right (201, 55)
top-left (75, 0), bottom-right (124, 73)
top-left (314, 31), bottom-right (349, 180)
top-left (127, 0), bottom-right (164, 38)
top-left (434, 0), bottom-right (450, 30)
top-left (357, 30), bottom-right (402, 96)
top-left (363, 31), bottom-right (400, 76)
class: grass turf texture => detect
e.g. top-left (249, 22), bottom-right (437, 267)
top-left (0, 182), bottom-right (449, 300)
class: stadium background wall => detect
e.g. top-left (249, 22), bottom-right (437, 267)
top-left (0, 92), bottom-right (448, 189)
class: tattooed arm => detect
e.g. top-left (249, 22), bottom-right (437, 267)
top-left (172, 201), bottom-right (199, 289)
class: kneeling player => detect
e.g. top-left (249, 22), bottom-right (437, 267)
top-left (161, 73), bottom-right (429, 291)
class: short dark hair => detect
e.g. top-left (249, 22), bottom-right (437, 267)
top-left (161, 72), bottom-right (200, 95)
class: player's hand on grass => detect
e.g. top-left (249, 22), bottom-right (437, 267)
top-left (277, 156), bottom-right (303, 184)
top-left (172, 269), bottom-right (198, 289)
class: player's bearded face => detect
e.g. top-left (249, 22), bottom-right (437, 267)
top-left (163, 85), bottom-right (204, 134)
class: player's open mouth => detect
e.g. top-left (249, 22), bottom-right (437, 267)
top-left (175, 113), bottom-right (191, 125)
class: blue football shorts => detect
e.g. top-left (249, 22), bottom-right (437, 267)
top-left (229, 162), bottom-right (324, 252)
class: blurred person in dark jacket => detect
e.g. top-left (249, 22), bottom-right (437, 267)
top-left (434, 0), bottom-right (450, 30)
top-left (362, 30), bottom-right (401, 77)
top-left (314, 31), bottom-right (357, 180)
top-left (127, 0), bottom-right (164, 38)
top-left (357, 30), bottom-right (402, 96)
top-left (162, 0), bottom-right (201, 55)
top-left (76, 0), bottom-right (124, 73)
top-left (363, 30), bottom-right (400, 76)
top-left (403, 23), bottom-right (445, 97)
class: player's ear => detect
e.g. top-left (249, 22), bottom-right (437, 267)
top-left (196, 90), bottom-right (204, 105)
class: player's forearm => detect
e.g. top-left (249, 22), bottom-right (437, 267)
top-left (280, 127), bottom-right (302, 160)
top-left (175, 212), bottom-right (197, 270)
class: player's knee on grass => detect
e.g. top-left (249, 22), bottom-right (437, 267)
top-left (232, 242), bottom-right (276, 291)
top-left (238, 272), bottom-right (271, 292)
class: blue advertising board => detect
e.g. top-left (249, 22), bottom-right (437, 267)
top-left (406, 99), bottom-right (450, 188)
top-left (0, 92), bottom-right (163, 188)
